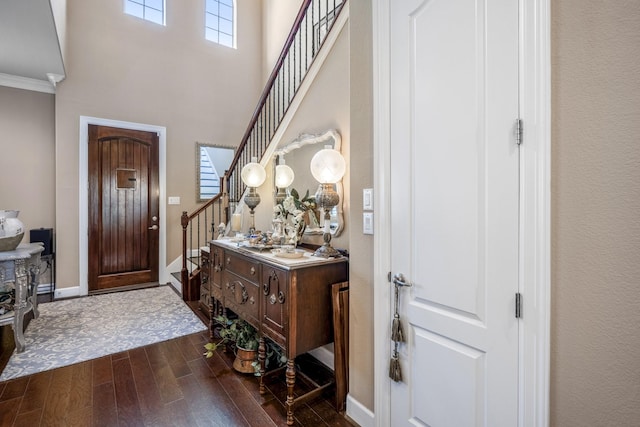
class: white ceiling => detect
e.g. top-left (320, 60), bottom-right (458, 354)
top-left (0, 0), bottom-right (65, 89)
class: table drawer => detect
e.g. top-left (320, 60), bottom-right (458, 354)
top-left (225, 252), bottom-right (260, 282)
top-left (223, 271), bottom-right (260, 324)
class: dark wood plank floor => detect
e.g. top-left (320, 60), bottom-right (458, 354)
top-left (0, 329), bottom-right (356, 427)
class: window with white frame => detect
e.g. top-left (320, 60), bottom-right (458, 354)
top-left (125, 0), bottom-right (165, 26)
top-left (205, 0), bottom-right (235, 48)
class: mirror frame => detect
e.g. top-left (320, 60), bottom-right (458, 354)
top-left (196, 142), bottom-right (235, 203)
top-left (273, 129), bottom-right (344, 237)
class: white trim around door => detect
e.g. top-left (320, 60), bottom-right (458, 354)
top-left (371, 0), bottom-right (551, 426)
top-left (77, 116), bottom-right (168, 297)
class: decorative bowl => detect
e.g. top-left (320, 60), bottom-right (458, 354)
top-left (0, 210), bottom-right (24, 251)
top-left (0, 233), bottom-right (24, 252)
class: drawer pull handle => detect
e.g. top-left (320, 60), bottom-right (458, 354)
top-left (250, 267), bottom-right (256, 275)
top-left (227, 281), bottom-right (249, 304)
top-left (226, 257), bottom-right (231, 265)
top-left (263, 282), bottom-right (270, 295)
top-left (214, 264), bottom-right (222, 272)
top-left (249, 296), bottom-right (255, 305)
top-left (278, 291), bottom-right (286, 304)
top-left (269, 294), bottom-right (277, 305)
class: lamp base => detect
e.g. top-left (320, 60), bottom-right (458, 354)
top-left (313, 240), bottom-right (342, 258)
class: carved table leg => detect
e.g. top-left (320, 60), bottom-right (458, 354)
top-left (258, 337), bottom-right (266, 394)
top-left (28, 257), bottom-right (41, 319)
top-left (12, 259), bottom-right (28, 353)
top-left (286, 357), bottom-right (296, 426)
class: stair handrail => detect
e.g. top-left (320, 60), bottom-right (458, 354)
top-left (227, 0), bottom-right (315, 176)
top-left (225, 0), bottom-right (346, 205)
top-left (180, 0), bottom-right (346, 300)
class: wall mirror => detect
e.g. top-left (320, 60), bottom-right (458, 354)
top-left (196, 143), bottom-right (235, 202)
top-left (272, 129), bottom-right (344, 238)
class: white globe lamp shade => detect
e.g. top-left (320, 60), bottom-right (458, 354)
top-left (310, 148), bottom-right (346, 184)
top-left (241, 158), bottom-right (266, 188)
top-left (275, 164), bottom-right (295, 188)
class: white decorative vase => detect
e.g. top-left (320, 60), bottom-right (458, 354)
top-left (0, 210), bottom-right (25, 251)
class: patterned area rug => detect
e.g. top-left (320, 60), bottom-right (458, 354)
top-left (0, 286), bottom-right (207, 382)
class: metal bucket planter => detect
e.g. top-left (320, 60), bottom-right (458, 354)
top-left (233, 346), bottom-right (258, 374)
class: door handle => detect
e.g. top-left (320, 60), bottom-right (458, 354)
top-left (148, 225), bottom-right (158, 230)
top-left (393, 273), bottom-right (412, 287)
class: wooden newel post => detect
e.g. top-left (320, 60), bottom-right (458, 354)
top-left (180, 210), bottom-right (190, 301)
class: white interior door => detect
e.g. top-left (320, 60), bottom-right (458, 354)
top-left (389, 0), bottom-right (520, 425)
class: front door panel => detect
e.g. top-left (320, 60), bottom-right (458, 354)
top-left (88, 125), bottom-right (159, 292)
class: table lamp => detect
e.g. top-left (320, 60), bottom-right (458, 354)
top-left (275, 155), bottom-right (295, 204)
top-left (310, 146), bottom-right (346, 257)
top-left (241, 157), bottom-right (266, 234)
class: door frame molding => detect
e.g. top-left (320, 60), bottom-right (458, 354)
top-left (371, 0), bottom-right (551, 426)
top-left (79, 116), bottom-right (167, 296)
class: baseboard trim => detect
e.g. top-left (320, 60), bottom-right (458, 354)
top-left (37, 283), bottom-right (54, 295)
top-left (346, 394), bottom-right (375, 427)
top-left (54, 286), bottom-right (81, 299)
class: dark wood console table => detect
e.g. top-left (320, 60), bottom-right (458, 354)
top-left (206, 239), bottom-right (348, 425)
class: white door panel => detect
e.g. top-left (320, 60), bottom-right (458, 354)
top-left (390, 0), bottom-right (520, 425)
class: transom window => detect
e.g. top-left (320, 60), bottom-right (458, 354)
top-left (125, 0), bottom-right (165, 26)
top-left (205, 0), bottom-right (235, 48)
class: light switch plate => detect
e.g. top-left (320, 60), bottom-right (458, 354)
top-left (363, 188), bottom-right (373, 211)
top-left (363, 212), bottom-right (374, 235)
top-left (168, 196), bottom-right (181, 205)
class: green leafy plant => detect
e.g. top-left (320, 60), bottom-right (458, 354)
top-left (203, 315), bottom-right (288, 377)
top-left (252, 339), bottom-right (288, 376)
top-left (204, 315), bottom-right (260, 358)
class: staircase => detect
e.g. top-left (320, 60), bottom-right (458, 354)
top-left (180, 0), bottom-right (347, 301)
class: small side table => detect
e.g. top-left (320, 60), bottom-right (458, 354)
top-left (0, 243), bottom-right (44, 353)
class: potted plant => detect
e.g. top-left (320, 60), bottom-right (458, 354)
top-left (204, 315), bottom-right (287, 375)
top-left (204, 315), bottom-right (260, 373)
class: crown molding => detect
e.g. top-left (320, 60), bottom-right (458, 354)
top-left (0, 72), bottom-right (56, 94)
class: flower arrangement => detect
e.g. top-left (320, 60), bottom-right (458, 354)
top-left (273, 189), bottom-right (318, 245)
top-left (273, 188), bottom-right (318, 226)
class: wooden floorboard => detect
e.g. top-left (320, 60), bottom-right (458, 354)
top-left (0, 330), bottom-right (356, 427)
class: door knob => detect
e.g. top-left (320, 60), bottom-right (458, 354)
top-left (148, 225), bottom-right (158, 230)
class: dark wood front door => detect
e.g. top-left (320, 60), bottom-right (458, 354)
top-left (88, 125), bottom-right (160, 293)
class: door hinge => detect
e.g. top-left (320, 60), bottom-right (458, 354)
top-left (387, 271), bottom-right (392, 282)
top-left (515, 118), bottom-right (523, 145)
top-left (515, 292), bottom-right (522, 318)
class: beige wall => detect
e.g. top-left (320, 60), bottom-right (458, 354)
top-left (261, 0), bottom-right (303, 81)
top-left (54, 0), bottom-right (263, 289)
top-left (253, 21), bottom-right (350, 256)
top-left (551, 1), bottom-right (640, 425)
top-left (0, 86), bottom-right (56, 237)
top-left (347, 0), bottom-right (374, 411)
